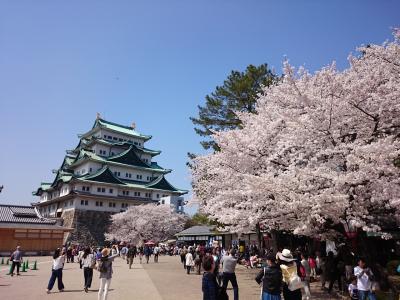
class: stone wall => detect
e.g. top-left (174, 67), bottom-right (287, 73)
top-left (61, 209), bottom-right (113, 245)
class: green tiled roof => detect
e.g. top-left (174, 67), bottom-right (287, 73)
top-left (80, 118), bottom-right (152, 140)
top-left (85, 137), bottom-right (161, 156)
top-left (82, 166), bottom-right (126, 185)
top-left (108, 146), bottom-right (149, 168)
top-left (70, 149), bottom-right (170, 173)
top-left (145, 176), bottom-right (187, 193)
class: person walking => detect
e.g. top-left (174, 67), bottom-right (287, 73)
top-left (326, 251), bottom-right (342, 294)
top-left (278, 249), bottom-right (302, 300)
top-left (300, 253), bottom-right (311, 300)
top-left (154, 244), bottom-right (160, 263)
top-left (195, 250), bottom-right (203, 275)
top-left (120, 245), bottom-right (128, 262)
top-left (138, 246), bottom-right (144, 264)
top-left (127, 245), bottom-right (135, 269)
top-left (185, 248), bottom-right (195, 274)
top-left (255, 253), bottom-right (282, 300)
top-left (46, 248), bottom-right (66, 293)
top-left (354, 258), bottom-right (376, 300)
top-left (82, 247), bottom-right (95, 292)
top-left (221, 249), bottom-right (239, 300)
top-left (9, 245), bottom-right (23, 276)
top-left (144, 246), bottom-right (151, 264)
top-left (78, 247), bottom-right (85, 269)
top-left (97, 248), bottom-right (119, 300)
top-left (180, 247), bottom-right (187, 269)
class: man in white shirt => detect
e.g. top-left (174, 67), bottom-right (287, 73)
top-left (354, 258), bottom-right (376, 300)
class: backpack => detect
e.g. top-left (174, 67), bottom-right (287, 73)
top-left (299, 264), bottom-right (306, 279)
top-left (97, 260), bottom-right (109, 273)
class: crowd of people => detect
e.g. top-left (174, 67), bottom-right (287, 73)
top-left (175, 243), bottom-right (388, 300)
top-left (6, 243), bottom-right (399, 300)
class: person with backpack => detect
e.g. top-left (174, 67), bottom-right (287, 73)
top-left (278, 249), bottom-right (302, 300)
top-left (127, 245), bottom-right (136, 269)
top-left (46, 248), bottom-right (66, 293)
top-left (82, 247), bottom-right (95, 292)
top-left (255, 253), bottom-right (282, 300)
top-left (97, 247), bottom-right (119, 300)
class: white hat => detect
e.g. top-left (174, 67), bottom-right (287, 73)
top-left (278, 249), bottom-right (295, 262)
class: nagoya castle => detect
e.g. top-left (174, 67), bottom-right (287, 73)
top-left (33, 114), bottom-right (187, 244)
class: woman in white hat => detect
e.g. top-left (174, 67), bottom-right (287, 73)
top-left (278, 249), bottom-right (302, 300)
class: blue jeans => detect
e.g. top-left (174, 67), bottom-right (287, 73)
top-left (47, 268), bottom-right (64, 291)
top-left (222, 272), bottom-right (239, 300)
top-left (358, 290), bottom-right (376, 300)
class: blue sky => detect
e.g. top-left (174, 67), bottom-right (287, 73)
top-left (0, 1), bottom-right (399, 209)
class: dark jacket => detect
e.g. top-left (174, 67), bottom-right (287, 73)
top-left (255, 264), bottom-right (282, 295)
top-left (202, 272), bottom-right (219, 300)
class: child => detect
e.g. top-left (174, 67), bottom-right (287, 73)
top-left (308, 255), bottom-right (317, 280)
top-left (348, 276), bottom-right (359, 300)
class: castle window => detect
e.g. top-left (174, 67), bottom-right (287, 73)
top-left (108, 136), bottom-right (112, 140)
top-left (104, 135), bottom-right (107, 139)
top-left (89, 168), bottom-right (92, 172)
top-left (157, 194), bottom-right (159, 198)
top-left (109, 202), bottom-right (116, 208)
top-left (136, 174), bottom-right (142, 180)
top-left (113, 137), bottom-right (118, 141)
top-left (109, 188), bottom-right (113, 194)
top-left (134, 142), bottom-right (138, 145)
top-left (118, 138), bottom-right (123, 142)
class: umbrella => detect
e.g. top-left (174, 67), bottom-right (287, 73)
top-left (145, 240), bottom-right (155, 246)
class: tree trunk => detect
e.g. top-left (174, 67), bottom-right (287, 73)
top-left (255, 223), bottom-right (263, 253)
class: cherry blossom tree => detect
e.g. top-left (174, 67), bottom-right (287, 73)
top-left (191, 31), bottom-right (400, 240)
top-left (105, 204), bottom-right (187, 243)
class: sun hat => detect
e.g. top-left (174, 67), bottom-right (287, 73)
top-left (101, 248), bottom-right (110, 257)
top-left (278, 249), bottom-right (295, 262)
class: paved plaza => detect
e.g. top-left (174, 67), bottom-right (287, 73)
top-left (0, 255), bottom-right (339, 300)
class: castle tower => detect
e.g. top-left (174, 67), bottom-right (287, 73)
top-left (33, 117), bottom-right (187, 244)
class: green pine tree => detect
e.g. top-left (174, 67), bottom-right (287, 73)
top-left (190, 63), bottom-right (278, 152)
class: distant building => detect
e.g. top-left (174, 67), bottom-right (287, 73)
top-left (33, 116), bottom-right (187, 244)
top-left (175, 225), bottom-right (223, 246)
top-left (0, 204), bottom-right (72, 255)
top-left (158, 195), bottom-right (185, 213)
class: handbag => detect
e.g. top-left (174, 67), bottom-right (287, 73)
top-left (217, 287), bottom-right (229, 300)
top-left (288, 273), bottom-right (303, 291)
top-left (90, 257), bottom-right (97, 269)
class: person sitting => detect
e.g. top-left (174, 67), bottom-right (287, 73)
top-left (250, 254), bottom-right (258, 268)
